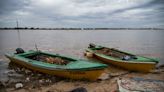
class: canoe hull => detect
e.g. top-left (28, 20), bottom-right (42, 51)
top-left (7, 56), bottom-right (105, 81)
top-left (93, 53), bottom-right (156, 72)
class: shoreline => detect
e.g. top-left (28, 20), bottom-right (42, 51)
top-left (0, 61), bottom-right (164, 92)
top-left (0, 28), bottom-right (164, 30)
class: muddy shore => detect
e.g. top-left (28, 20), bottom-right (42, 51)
top-left (0, 57), bottom-right (164, 92)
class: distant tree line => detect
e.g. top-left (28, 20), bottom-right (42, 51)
top-left (0, 27), bottom-right (163, 30)
top-left (0, 27), bottom-right (82, 30)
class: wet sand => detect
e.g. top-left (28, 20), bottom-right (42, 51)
top-left (1, 60), bottom-right (163, 92)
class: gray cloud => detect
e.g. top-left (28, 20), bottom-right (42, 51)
top-left (0, 0), bottom-right (29, 15)
top-left (0, 0), bottom-right (164, 28)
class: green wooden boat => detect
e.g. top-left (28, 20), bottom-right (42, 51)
top-left (5, 48), bottom-right (107, 80)
top-left (85, 44), bottom-right (159, 72)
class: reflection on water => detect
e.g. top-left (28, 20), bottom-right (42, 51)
top-left (0, 30), bottom-right (163, 62)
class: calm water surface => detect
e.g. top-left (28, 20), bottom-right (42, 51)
top-left (0, 30), bottom-right (164, 80)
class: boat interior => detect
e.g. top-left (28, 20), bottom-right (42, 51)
top-left (95, 47), bottom-right (137, 60)
top-left (25, 53), bottom-right (72, 65)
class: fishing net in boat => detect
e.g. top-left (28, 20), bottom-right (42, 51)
top-left (27, 54), bottom-right (69, 65)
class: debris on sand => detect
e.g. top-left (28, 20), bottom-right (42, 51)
top-left (70, 87), bottom-right (87, 92)
top-left (0, 81), bottom-right (7, 92)
top-left (109, 71), bottom-right (130, 77)
top-left (117, 77), bottom-right (164, 92)
top-left (98, 73), bottom-right (110, 80)
top-left (15, 83), bottom-right (23, 89)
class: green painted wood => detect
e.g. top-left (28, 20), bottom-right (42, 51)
top-left (5, 50), bottom-right (107, 71)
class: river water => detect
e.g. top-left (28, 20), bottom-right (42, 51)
top-left (0, 30), bottom-right (164, 81)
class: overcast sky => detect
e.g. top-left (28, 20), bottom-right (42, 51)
top-left (0, 0), bottom-right (164, 28)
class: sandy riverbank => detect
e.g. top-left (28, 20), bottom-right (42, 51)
top-left (0, 61), bottom-right (163, 92)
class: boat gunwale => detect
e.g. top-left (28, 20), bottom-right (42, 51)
top-left (5, 51), bottom-right (107, 71)
top-left (19, 50), bottom-right (77, 62)
top-left (94, 53), bottom-right (157, 64)
top-left (86, 47), bottom-right (158, 64)
top-left (7, 55), bottom-right (107, 71)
